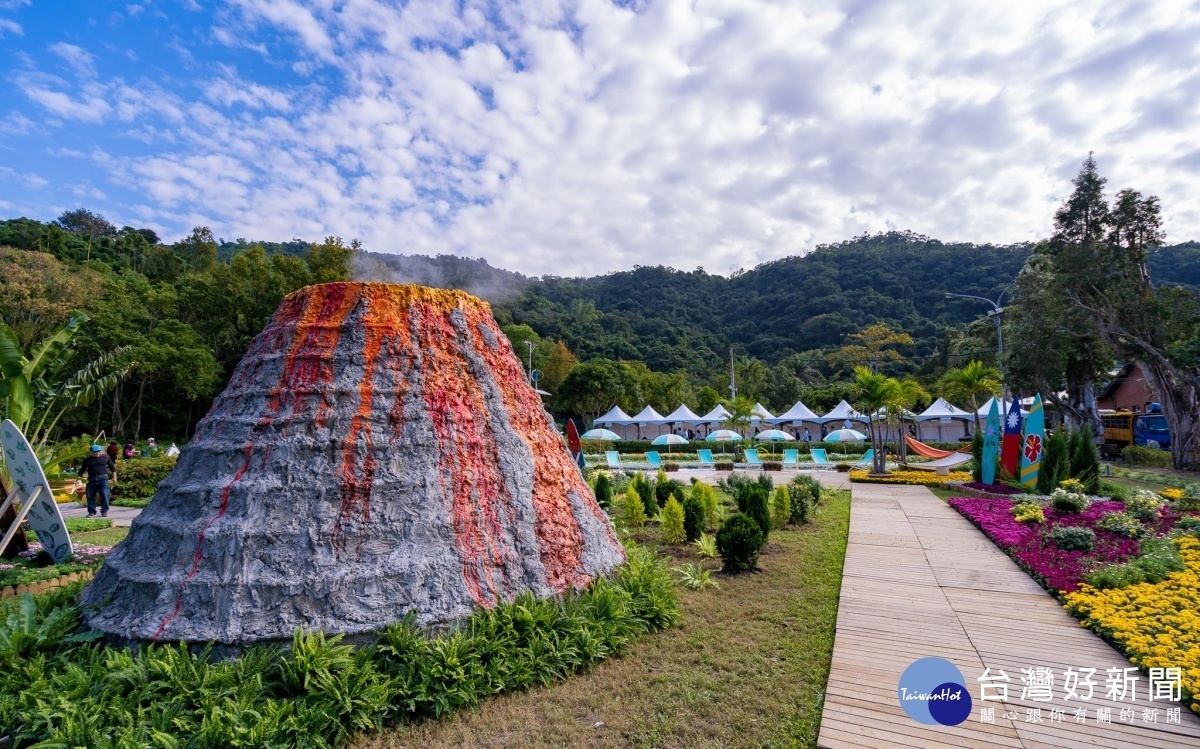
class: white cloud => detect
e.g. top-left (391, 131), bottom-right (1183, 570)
top-left (48, 42), bottom-right (97, 77)
top-left (0, 18), bottom-right (21, 36)
top-left (13, 0), bottom-right (1200, 276)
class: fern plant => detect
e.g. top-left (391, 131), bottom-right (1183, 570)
top-left (671, 563), bottom-right (719, 590)
top-left (692, 532), bottom-right (719, 559)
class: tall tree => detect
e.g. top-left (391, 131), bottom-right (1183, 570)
top-left (56, 208), bottom-right (116, 237)
top-left (556, 359), bottom-right (641, 425)
top-left (827, 322), bottom-right (913, 374)
top-left (175, 226), bottom-right (219, 272)
top-left (850, 366), bottom-right (895, 473)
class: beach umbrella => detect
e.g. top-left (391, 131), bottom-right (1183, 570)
top-left (651, 433), bottom-right (688, 456)
top-left (581, 428), bottom-right (621, 441)
top-left (705, 429), bottom-right (742, 457)
top-left (755, 428), bottom-right (795, 458)
top-left (824, 427), bottom-right (867, 459)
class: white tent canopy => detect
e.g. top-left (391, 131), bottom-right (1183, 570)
top-left (701, 404), bottom-right (733, 423)
top-left (750, 403), bottom-right (775, 422)
top-left (820, 400), bottom-right (869, 425)
top-left (917, 398), bottom-right (974, 422)
top-left (595, 406), bottom-right (631, 426)
top-left (630, 406), bottom-right (664, 424)
top-left (662, 404), bottom-right (704, 424)
top-left (976, 397), bottom-right (1029, 418)
top-left (772, 401), bottom-right (820, 423)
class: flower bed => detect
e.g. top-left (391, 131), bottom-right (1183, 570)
top-left (962, 481), bottom-right (1023, 495)
top-left (0, 540), bottom-right (114, 589)
top-left (949, 496), bottom-right (1183, 593)
top-left (850, 469), bottom-right (972, 485)
top-left (1066, 535), bottom-right (1200, 711)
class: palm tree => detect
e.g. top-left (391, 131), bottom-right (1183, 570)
top-left (721, 395), bottom-right (756, 439)
top-left (939, 360), bottom-right (1002, 435)
top-left (850, 366), bottom-right (896, 474)
top-left (887, 378), bottom-right (930, 464)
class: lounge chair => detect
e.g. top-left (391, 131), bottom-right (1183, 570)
top-left (852, 449), bottom-right (875, 469)
top-left (697, 449), bottom-right (716, 470)
top-left (606, 451), bottom-right (622, 469)
top-left (743, 448), bottom-right (763, 468)
top-left (646, 451), bottom-right (663, 469)
top-left (782, 449), bottom-right (798, 468)
top-left (810, 448), bottom-right (834, 470)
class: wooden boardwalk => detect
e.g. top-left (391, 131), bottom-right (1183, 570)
top-left (818, 483), bottom-right (1200, 748)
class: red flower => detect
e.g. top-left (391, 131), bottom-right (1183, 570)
top-left (1024, 434), bottom-right (1042, 462)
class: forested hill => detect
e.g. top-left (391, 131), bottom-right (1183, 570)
top-left (491, 233), bottom-right (1200, 376)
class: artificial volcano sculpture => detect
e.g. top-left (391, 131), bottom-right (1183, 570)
top-left (82, 282), bottom-right (624, 644)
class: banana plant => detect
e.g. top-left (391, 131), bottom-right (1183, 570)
top-left (0, 312), bottom-right (90, 430)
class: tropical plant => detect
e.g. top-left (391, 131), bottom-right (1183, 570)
top-left (716, 514), bottom-right (764, 572)
top-left (849, 366), bottom-right (896, 474)
top-left (885, 377), bottom-right (929, 464)
top-left (938, 360), bottom-right (1001, 434)
top-left (691, 532), bottom-right (719, 559)
top-left (672, 563), bottom-right (718, 590)
top-left (721, 395), bottom-right (757, 439)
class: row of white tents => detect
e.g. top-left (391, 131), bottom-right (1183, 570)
top-left (595, 397), bottom-right (1029, 443)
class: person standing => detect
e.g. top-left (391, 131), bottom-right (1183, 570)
top-left (146, 437), bottom-right (158, 455)
top-left (79, 444), bottom-right (116, 518)
top-left (123, 441), bottom-right (135, 460)
top-left (107, 440), bottom-right (119, 463)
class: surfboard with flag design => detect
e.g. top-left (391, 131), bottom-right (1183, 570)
top-left (1018, 395), bottom-right (1044, 489)
top-left (1000, 397), bottom-right (1024, 477)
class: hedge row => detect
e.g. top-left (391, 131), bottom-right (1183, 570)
top-left (581, 439), bottom-right (967, 456)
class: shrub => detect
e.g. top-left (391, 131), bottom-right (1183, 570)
top-left (790, 486), bottom-right (812, 524)
top-left (1011, 501), bottom-right (1045, 524)
top-left (1049, 487), bottom-right (1088, 514)
top-left (621, 486), bottom-right (647, 529)
top-left (755, 472), bottom-right (774, 494)
top-left (682, 497), bottom-right (705, 542)
top-left (1049, 526), bottom-right (1095, 552)
top-left (715, 461), bottom-right (734, 471)
top-left (1058, 478), bottom-right (1086, 494)
top-left (656, 477), bottom-right (685, 508)
top-left (716, 514), bottom-right (764, 572)
top-left (1125, 490), bottom-right (1164, 521)
top-left (791, 474), bottom-right (822, 503)
top-left (633, 474), bottom-right (656, 517)
top-left (1179, 484), bottom-right (1200, 511)
top-left (762, 461), bottom-right (782, 471)
top-left (1100, 480), bottom-right (1130, 502)
top-left (662, 463), bottom-right (679, 472)
top-left (1097, 511), bottom-right (1143, 539)
top-left (1036, 429), bottom-right (1071, 495)
top-left (742, 484), bottom-right (772, 540)
top-left (660, 497), bottom-right (686, 544)
top-left (1083, 537), bottom-right (1184, 589)
top-left (770, 486), bottom-right (792, 529)
top-left (110, 456), bottom-right (177, 499)
top-left (690, 482), bottom-right (720, 530)
top-left (1122, 444), bottom-right (1172, 468)
top-left (593, 473), bottom-right (613, 510)
top-left (1068, 425), bottom-right (1101, 493)
top-left (1175, 515), bottom-right (1200, 532)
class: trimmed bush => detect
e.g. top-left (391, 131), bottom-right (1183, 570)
top-left (1049, 487), bottom-right (1088, 514)
top-left (682, 497), bottom-right (705, 542)
top-left (1121, 444), bottom-right (1172, 467)
top-left (593, 473), bottom-right (613, 510)
top-left (770, 486), bottom-right (792, 529)
top-left (621, 486), bottom-right (647, 529)
top-left (742, 484), bottom-right (772, 540)
top-left (655, 476), bottom-right (684, 508)
top-left (660, 497), bottom-right (686, 544)
top-left (110, 456), bottom-right (177, 499)
top-left (1049, 526), bottom-right (1095, 552)
top-left (690, 482), bottom-right (720, 530)
top-left (716, 514), bottom-right (764, 572)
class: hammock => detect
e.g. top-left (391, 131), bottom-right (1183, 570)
top-left (904, 434), bottom-right (971, 459)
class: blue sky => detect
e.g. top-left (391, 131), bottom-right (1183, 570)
top-left (2, 1), bottom-right (1199, 276)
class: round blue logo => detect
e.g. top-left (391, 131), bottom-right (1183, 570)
top-left (897, 657), bottom-right (972, 726)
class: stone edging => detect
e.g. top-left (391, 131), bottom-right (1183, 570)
top-left (1, 567), bottom-right (95, 599)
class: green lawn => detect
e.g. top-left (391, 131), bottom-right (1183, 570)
top-left (354, 488), bottom-right (851, 749)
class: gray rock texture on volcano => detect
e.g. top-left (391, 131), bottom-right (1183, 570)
top-left (81, 282), bottom-right (623, 644)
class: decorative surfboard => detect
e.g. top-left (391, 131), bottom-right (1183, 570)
top-left (981, 398), bottom-right (1001, 486)
top-left (0, 419), bottom-right (72, 563)
top-left (1018, 395), bottom-right (1045, 489)
top-left (1000, 397), bottom-right (1024, 478)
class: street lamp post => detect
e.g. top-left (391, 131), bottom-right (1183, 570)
top-left (945, 290), bottom-right (1010, 404)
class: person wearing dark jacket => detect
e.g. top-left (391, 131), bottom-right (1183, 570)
top-left (79, 444), bottom-right (116, 517)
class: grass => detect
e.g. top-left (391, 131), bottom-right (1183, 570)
top-left (926, 486), bottom-right (957, 502)
top-left (0, 526), bottom-right (129, 589)
top-left (352, 487), bottom-right (851, 749)
top-left (72, 526), bottom-right (130, 547)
